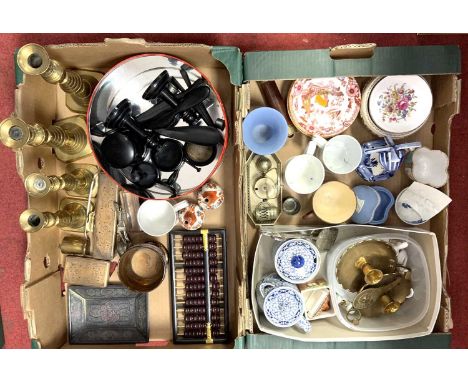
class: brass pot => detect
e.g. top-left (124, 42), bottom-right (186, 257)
top-left (118, 243), bottom-right (168, 292)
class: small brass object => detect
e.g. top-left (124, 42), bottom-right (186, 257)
top-left (380, 294), bottom-right (401, 314)
top-left (355, 257), bottom-right (384, 285)
top-left (63, 256), bottom-right (110, 288)
top-left (60, 236), bottom-right (88, 255)
top-left (19, 202), bottom-right (88, 233)
top-left (17, 43), bottom-right (101, 113)
top-left (0, 115), bottom-right (91, 162)
top-left (336, 239), bottom-right (397, 292)
top-left (25, 168), bottom-right (95, 198)
top-left (353, 277), bottom-right (402, 310)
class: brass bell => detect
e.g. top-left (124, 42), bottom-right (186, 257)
top-left (25, 168), bottom-right (95, 198)
top-left (0, 116), bottom-right (90, 162)
top-left (355, 257), bottom-right (384, 285)
top-left (16, 43), bottom-right (101, 113)
top-left (19, 203), bottom-right (87, 233)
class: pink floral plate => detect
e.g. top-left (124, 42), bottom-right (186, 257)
top-left (287, 77), bottom-right (361, 138)
top-left (368, 75), bottom-right (432, 135)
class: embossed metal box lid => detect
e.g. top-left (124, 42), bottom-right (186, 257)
top-left (68, 285), bottom-right (148, 344)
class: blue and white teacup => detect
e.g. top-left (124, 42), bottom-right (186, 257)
top-left (256, 273), bottom-right (311, 333)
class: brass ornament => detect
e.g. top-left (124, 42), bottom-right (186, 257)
top-left (16, 43), bottom-right (101, 113)
top-left (19, 199), bottom-right (93, 233)
top-left (355, 257), bottom-right (384, 285)
top-left (336, 239), bottom-right (397, 292)
top-left (60, 236), bottom-right (88, 255)
top-left (352, 277), bottom-right (402, 310)
top-left (25, 168), bottom-right (95, 198)
top-left (0, 115), bottom-right (91, 162)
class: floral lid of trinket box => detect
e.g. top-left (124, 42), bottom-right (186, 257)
top-left (361, 75), bottom-right (433, 138)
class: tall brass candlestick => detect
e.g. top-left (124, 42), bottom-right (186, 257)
top-left (25, 168), bottom-right (95, 198)
top-left (19, 203), bottom-right (87, 233)
top-left (0, 116), bottom-right (91, 162)
top-left (17, 43), bottom-right (101, 113)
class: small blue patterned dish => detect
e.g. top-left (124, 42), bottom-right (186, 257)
top-left (274, 239), bottom-right (320, 284)
top-left (352, 185), bottom-right (380, 224)
top-left (263, 287), bottom-right (305, 327)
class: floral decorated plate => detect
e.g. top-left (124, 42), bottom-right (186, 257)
top-left (274, 239), bottom-right (320, 284)
top-left (287, 77), bottom-right (361, 137)
top-left (368, 75), bottom-right (432, 135)
top-left (263, 287), bottom-right (305, 327)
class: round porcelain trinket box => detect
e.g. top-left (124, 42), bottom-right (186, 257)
top-left (274, 239), bottom-right (320, 284)
top-left (361, 75), bottom-right (432, 138)
top-left (197, 181), bottom-right (225, 210)
top-left (287, 77), bottom-right (361, 137)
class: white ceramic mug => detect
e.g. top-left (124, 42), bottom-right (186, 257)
top-left (284, 141), bottom-right (325, 194)
top-left (137, 200), bottom-right (189, 236)
top-left (311, 135), bottom-right (362, 175)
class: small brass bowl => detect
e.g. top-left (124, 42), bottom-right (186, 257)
top-left (118, 243), bottom-right (168, 292)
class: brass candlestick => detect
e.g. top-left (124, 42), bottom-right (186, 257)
top-left (25, 168), bottom-right (94, 198)
top-left (380, 295), bottom-right (401, 314)
top-left (19, 203), bottom-right (87, 233)
top-left (355, 257), bottom-right (384, 285)
top-left (0, 115), bottom-right (91, 162)
top-left (16, 43), bottom-right (101, 113)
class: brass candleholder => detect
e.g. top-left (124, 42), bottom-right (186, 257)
top-left (0, 115), bottom-right (91, 162)
top-left (19, 199), bottom-right (92, 233)
top-left (380, 295), bottom-right (401, 314)
top-left (355, 257), bottom-right (384, 285)
top-left (25, 168), bottom-right (95, 198)
top-left (16, 43), bottom-right (102, 113)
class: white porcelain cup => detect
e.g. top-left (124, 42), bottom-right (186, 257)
top-left (284, 141), bottom-right (325, 194)
top-left (137, 200), bottom-right (189, 236)
top-left (314, 135), bottom-right (362, 175)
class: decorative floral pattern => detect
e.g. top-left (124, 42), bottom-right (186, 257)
top-left (288, 77), bottom-right (361, 137)
top-left (377, 83), bottom-right (417, 123)
top-left (275, 239), bottom-right (319, 283)
top-left (178, 203), bottom-right (205, 230)
top-left (263, 287), bottom-right (304, 327)
top-left (197, 181), bottom-right (225, 210)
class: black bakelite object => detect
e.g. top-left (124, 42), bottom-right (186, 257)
top-left (157, 126), bottom-right (223, 146)
top-left (129, 162), bottom-right (160, 188)
top-left (151, 139), bottom-right (184, 172)
top-left (101, 132), bottom-right (145, 169)
top-left (145, 82), bottom-right (210, 128)
top-left (184, 143), bottom-right (218, 167)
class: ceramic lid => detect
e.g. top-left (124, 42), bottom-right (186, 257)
top-left (274, 239), bottom-right (320, 284)
top-left (352, 185), bottom-right (380, 224)
top-left (263, 287), bottom-right (304, 327)
top-left (287, 77), bottom-right (361, 137)
top-left (312, 181), bottom-right (357, 224)
top-left (368, 75), bottom-right (432, 134)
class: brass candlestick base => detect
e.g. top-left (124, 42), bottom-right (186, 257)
top-left (17, 43), bottom-right (102, 113)
top-left (19, 203), bottom-right (87, 233)
top-left (355, 257), bottom-right (384, 285)
top-left (25, 167), bottom-right (95, 198)
top-left (0, 115), bottom-right (91, 162)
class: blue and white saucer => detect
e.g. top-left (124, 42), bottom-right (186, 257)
top-left (263, 287), bottom-right (304, 327)
top-left (274, 239), bottom-right (320, 284)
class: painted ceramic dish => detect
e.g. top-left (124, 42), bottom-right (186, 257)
top-left (197, 181), bottom-right (225, 210)
top-left (366, 75), bottom-right (432, 137)
top-left (274, 239), bottom-right (320, 284)
top-left (287, 77), bottom-right (361, 137)
top-left (263, 287), bottom-right (305, 327)
top-left (178, 203), bottom-right (206, 230)
top-left (312, 181), bottom-right (357, 224)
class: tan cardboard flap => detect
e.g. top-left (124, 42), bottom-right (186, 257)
top-left (21, 272), bottom-right (67, 349)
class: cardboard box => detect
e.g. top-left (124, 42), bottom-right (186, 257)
top-left (13, 39), bottom-right (460, 348)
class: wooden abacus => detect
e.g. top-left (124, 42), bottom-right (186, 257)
top-left (169, 229), bottom-right (229, 344)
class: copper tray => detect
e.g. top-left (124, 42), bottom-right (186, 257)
top-left (68, 285), bottom-right (148, 344)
